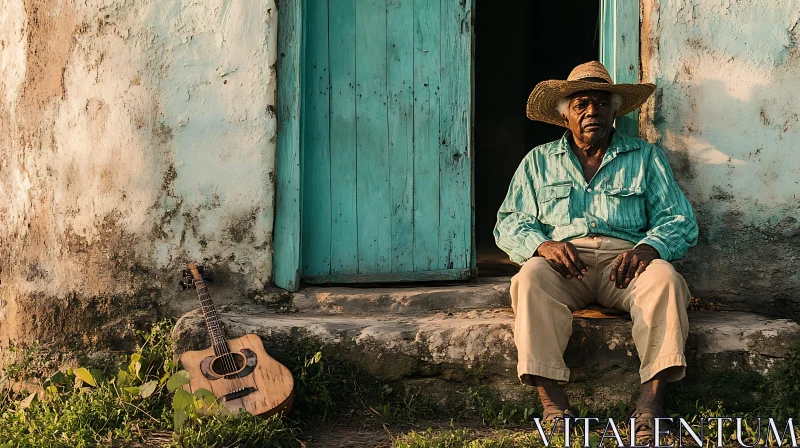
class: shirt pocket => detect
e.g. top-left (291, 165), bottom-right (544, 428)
top-left (602, 185), bottom-right (646, 229)
top-left (536, 183), bottom-right (572, 226)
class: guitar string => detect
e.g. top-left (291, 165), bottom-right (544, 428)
top-left (201, 291), bottom-right (243, 392)
top-left (199, 287), bottom-right (240, 386)
top-left (195, 277), bottom-right (244, 393)
top-left (194, 271), bottom-right (246, 394)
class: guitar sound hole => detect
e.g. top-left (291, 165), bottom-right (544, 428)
top-left (210, 352), bottom-right (246, 377)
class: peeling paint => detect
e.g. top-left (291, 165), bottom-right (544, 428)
top-left (641, 0), bottom-right (800, 320)
top-left (0, 0), bottom-right (278, 349)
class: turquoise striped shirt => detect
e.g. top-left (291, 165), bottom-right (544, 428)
top-left (494, 130), bottom-right (698, 264)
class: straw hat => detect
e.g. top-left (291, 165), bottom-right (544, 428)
top-left (526, 61), bottom-right (655, 127)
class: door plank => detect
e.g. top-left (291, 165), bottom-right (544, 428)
top-left (301, 0), bottom-right (332, 277)
top-left (300, 0), bottom-right (475, 284)
top-left (329, 0), bottom-right (359, 275)
top-left (355, 0), bottom-right (392, 274)
top-left (412, 0), bottom-right (441, 271)
top-left (438, 0), bottom-right (472, 270)
top-left (274, 0), bottom-right (303, 291)
top-left (387, 0), bottom-right (415, 273)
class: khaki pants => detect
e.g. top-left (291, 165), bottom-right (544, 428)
top-left (510, 236), bottom-right (690, 384)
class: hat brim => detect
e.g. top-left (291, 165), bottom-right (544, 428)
top-left (526, 80), bottom-right (656, 127)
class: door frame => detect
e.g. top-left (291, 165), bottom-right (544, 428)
top-left (273, 0), bottom-right (639, 291)
top-left (273, 0), bottom-right (304, 291)
top-left (599, 0), bottom-right (641, 137)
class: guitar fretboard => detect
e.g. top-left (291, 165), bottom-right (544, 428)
top-left (193, 277), bottom-right (231, 357)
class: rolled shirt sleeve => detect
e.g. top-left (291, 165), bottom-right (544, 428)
top-left (635, 145), bottom-right (699, 261)
top-left (494, 157), bottom-right (550, 264)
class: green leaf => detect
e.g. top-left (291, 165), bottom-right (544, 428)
top-left (74, 367), bottom-right (97, 387)
top-left (193, 388), bottom-right (218, 405)
top-left (173, 408), bottom-right (188, 431)
top-left (166, 370), bottom-right (191, 392)
top-left (129, 353), bottom-right (142, 377)
top-left (116, 370), bottom-right (130, 387)
top-left (47, 371), bottom-right (68, 386)
top-left (163, 359), bottom-right (177, 373)
top-left (123, 387), bottom-right (140, 395)
top-left (192, 388), bottom-right (219, 412)
top-left (172, 388), bottom-right (193, 410)
top-left (90, 368), bottom-right (104, 383)
top-left (139, 380), bottom-right (158, 398)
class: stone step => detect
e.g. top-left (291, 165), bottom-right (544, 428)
top-left (290, 277), bottom-right (512, 315)
top-left (172, 309), bottom-right (800, 411)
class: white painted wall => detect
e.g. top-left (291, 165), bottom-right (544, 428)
top-left (641, 0), bottom-right (800, 318)
top-left (2, 0), bottom-right (799, 350)
top-left (0, 0), bottom-right (278, 347)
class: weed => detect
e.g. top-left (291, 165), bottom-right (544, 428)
top-left (3, 321), bottom-right (798, 447)
top-left (175, 413), bottom-right (296, 447)
top-left (393, 425), bottom-right (588, 448)
top-left (283, 338), bottom-right (434, 426)
top-left (287, 340), bottom-right (352, 420)
top-left (0, 320), bottom-right (299, 447)
top-left (764, 343), bottom-right (800, 419)
top-left (469, 387), bottom-right (539, 426)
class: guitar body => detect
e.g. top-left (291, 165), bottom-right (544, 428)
top-left (180, 333), bottom-right (294, 417)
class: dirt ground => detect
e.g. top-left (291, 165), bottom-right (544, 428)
top-left (302, 425), bottom-right (393, 448)
top-left (299, 419), bottom-right (478, 448)
top-left (300, 419), bottom-right (510, 448)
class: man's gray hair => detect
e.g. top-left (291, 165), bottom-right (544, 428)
top-left (556, 92), bottom-right (623, 118)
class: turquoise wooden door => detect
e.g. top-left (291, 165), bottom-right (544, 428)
top-left (301, 0), bottom-right (473, 283)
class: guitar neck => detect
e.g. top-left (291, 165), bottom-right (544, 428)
top-left (193, 279), bottom-right (231, 356)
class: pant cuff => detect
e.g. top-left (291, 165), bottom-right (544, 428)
top-left (639, 353), bottom-right (687, 384)
top-left (518, 358), bottom-right (570, 383)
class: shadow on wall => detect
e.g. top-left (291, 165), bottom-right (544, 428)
top-left (649, 77), bottom-right (800, 320)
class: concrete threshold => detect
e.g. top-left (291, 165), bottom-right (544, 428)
top-left (291, 276), bottom-right (514, 315)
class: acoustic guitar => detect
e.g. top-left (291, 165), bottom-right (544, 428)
top-left (178, 262), bottom-right (294, 416)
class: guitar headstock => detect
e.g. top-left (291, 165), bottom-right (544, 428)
top-left (179, 263), bottom-right (213, 290)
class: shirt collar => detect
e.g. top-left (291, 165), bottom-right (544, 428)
top-left (548, 129), bottom-right (640, 156)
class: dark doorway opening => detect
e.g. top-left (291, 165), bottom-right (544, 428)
top-left (474, 1), bottom-right (600, 276)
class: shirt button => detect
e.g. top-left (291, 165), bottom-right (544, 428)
top-left (590, 222), bottom-right (597, 227)
top-left (586, 187), bottom-right (592, 193)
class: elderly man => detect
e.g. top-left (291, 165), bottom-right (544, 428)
top-left (494, 61), bottom-right (698, 437)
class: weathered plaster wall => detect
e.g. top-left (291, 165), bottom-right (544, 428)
top-left (0, 0), bottom-right (279, 349)
top-left (641, 0), bottom-right (800, 319)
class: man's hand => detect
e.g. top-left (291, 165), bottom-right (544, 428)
top-left (535, 241), bottom-right (588, 280)
top-left (609, 244), bottom-right (661, 288)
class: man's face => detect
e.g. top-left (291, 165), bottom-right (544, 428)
top-left (563, 90), bottom-right (615, 145)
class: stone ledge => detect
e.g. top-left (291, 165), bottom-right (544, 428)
top-left (291, 277), bottom-right (512, 315)
top-left (173, 309), bottom-right (800, 408)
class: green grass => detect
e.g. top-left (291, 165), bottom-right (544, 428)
top-left (391, 413), bottom-right (785, 448)
top-left (0, 321), bottom-right (433, 447)
top-left (0, 321), bottom-right (298, 447)
top-left (394, 345), bottom-right (800, 447)
top-left (1, 322), bottom-right (799, 447)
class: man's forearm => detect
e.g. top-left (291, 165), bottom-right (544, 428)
top-left (494, 212), bottom-right (550, 264)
